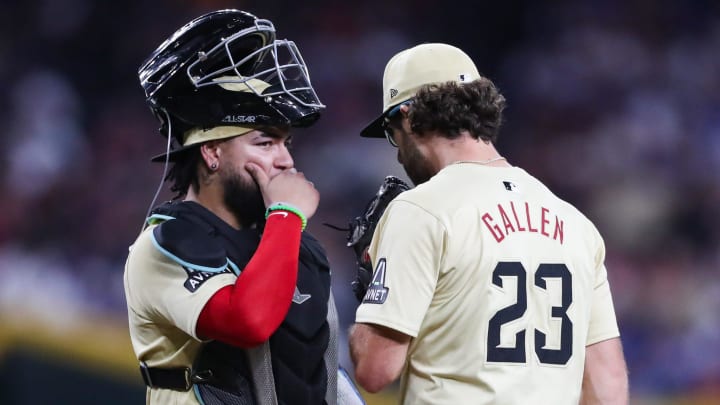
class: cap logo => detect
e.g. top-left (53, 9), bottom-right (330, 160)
top-left (458, 73), bottom-right (471, 82)
top-left (389, 88), bottom-right (398, 98)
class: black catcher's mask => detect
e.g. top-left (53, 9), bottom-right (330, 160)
top-left (138, 9), bottom-right (325, 157)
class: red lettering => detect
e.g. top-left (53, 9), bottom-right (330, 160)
top-left (525, 202), bottom-right (538, 232)
top-left (482, 213), bottom-right (505, 242)
top-left (498, 204), bottom-right (515, 235)
top-left (553, 218), bottom-right (564, 244)
top-left (541, 207), bottom-right (550, 237)
top-left (510, 201), bottom-right (526, 231)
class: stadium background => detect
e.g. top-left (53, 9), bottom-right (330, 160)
top-left (0, 0), bottom-right (718, 403)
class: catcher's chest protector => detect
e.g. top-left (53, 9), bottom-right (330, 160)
top-left (152, 201), bottom-right (332, 404)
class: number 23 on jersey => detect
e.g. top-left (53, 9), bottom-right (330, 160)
top-left (486, 261), bottom-right (573, 366)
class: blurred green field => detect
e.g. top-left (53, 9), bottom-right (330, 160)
top-left (1, 316), bottom-right (718, 404)
top-left (0, 316), bottom-right (402, 404)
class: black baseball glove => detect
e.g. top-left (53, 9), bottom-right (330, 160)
top-left (345, 176), bottom-right (410, 302)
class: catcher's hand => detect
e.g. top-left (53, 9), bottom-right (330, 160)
top-left (347, 176), bottom-right (410, 302)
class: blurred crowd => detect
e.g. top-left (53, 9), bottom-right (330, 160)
top-left (0, 0), bottom-right (718, 400)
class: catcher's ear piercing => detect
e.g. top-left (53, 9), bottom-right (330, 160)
top-left (210, 162), bottom-right (218, 171)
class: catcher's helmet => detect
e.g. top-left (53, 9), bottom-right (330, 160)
top-left (138, 9), bottom-right (324, 158)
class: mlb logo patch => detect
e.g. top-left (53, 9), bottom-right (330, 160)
top-left (503, 181), bottom-right (520, 192)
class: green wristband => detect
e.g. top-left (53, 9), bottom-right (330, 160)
top-left (265, 202), bottom-right (307, 231)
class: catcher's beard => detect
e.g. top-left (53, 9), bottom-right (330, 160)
top-left (400, 138), bottom-right (435, 186)
top-left (221, 168), bottom-right (266, 228)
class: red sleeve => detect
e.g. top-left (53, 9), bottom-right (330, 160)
top-left (196, 211), bottom-right (302, 347)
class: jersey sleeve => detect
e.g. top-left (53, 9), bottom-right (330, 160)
top-left (125, 227), bottom-right (236, 340)
top-left (586, 228), bottom-right (621, 345)
top-left (355, 199), bottom-right (446, 337)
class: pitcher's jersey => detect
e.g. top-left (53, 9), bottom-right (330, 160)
top-left (355, 163), bottom-right (620, 405)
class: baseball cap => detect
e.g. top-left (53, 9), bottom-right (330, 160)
top-left (360, 43), bottom-right (481, 139)
top-left (151, 125), bottom-right (255, 162)
top-left (151, 77), bottom-right (269, 162)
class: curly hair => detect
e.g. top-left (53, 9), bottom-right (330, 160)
top-left (407, 78), bottom-right (506, 143)
top-left (164, 147), bottom-right (202, 199)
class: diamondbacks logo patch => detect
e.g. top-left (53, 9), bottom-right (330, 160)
top-left (389, 88), bottom-right (398, 99)
top-left (362, 258), bottom-right (389, 304)
top-left (183, 266), bottom-right (232, 293)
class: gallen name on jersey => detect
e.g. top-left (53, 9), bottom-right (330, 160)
top-left (481, 201), bottom-right (564, 244)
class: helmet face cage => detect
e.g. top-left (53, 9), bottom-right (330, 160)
top-left (186, 18), bottom-right (324, 109)
top-left (139, 10), bottom-right (325, 145)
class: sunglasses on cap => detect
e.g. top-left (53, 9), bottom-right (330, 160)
top-left (381, 100), bottom-right (413, 147)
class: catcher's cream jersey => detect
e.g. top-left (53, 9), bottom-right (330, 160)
top-left (124, 226), bottom-right (236, 404)
top-left (355, 163), bottom-right (620, 405)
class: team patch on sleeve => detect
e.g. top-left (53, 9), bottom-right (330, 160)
top-left (183, 265), bottom-right (232, 293)
top-left (362, 258), bottom-right (389, 304)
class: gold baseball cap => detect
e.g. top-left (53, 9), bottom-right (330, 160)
top-left (151, 77), bottom-right (269, 162)
top-left (151, 126), bottom-right (255, 162)
top-left (360, 43), bottom-right (481, 138)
